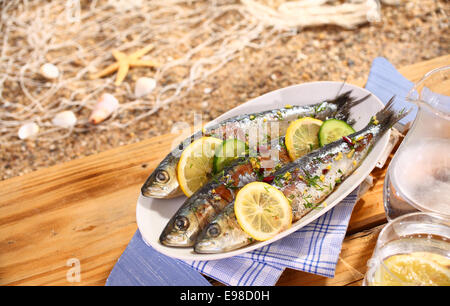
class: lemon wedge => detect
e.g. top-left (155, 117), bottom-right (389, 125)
top-left (177, 136), bottom-right (223, 197)
top-left (373, 252), bottom-right (450, 286)
top-left (285, 117), bottom-right (323, 160)
top-left (234, 182), bottom-right (292, 241)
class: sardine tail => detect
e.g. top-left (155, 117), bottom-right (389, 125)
top-left (372, 96), bottom-right (412, 129)
top-left (332, 91), bottom-right (371, 121)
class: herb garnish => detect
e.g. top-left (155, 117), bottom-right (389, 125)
top-left (302, 194), bottom-right (314, 208)
top-left (273, 174), bottom-right (284, 188)
top-left (302, 169), bottom-right (321, 188)
top-left (313, 103), bottom-right (327, 115)
top-left (224, 181), bottom-right (239, 190)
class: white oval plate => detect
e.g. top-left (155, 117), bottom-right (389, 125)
top-left (136, 81), bottom-right (389, 261)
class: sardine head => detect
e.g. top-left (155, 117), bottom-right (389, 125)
top-left (141, 157), bottom-right (181, 198)
top-left (194, 222), bottom-right (226, 253)
top-left (159, 212), bottom-right (200, 247)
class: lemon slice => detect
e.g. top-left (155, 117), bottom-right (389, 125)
top-left (285, 117), bottom-right (323, 160)
top-left (373, 252), bottom-right (450, 286)
top-left (177, 136), bottom-right (223, 197)
top-left (234, 182), bottom-right (292, 241)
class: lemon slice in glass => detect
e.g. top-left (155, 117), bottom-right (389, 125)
top-left (177, 136), bottom-right (223, 197)
top-left (373, 252), bottom-right (450, 286)
top-left (234, 182), bottom-right (292, 241)
top-left (285, 117), bottom-right (323, 161)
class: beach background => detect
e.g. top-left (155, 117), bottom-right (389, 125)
top-left (1, 0), bottom-right (448, 180)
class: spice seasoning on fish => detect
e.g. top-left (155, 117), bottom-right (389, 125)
top-left (194, 97), bottom-right (410, 254)
top-left (347, 148), bottom-right (355, 158)
top-left (276, 111), bottom-right (283, 121)
top-left (283, 172), bottom-right (292, 181)
top-left (249, 157), bottom-right (260, 170)
top-left (372, 115), bottom-right (379, 125)
top-left (262, 175), bottom-right (275, 183)
top-left (342, 136), bottom-right (354, 147)
top-left (160, 138), bottom-right (291, 247)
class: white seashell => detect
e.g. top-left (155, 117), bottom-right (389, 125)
top-left (40, 63), bottom-right (59, 80)
top-left (134, 77), bottom-right (156, 98)
top-left (18, 122), bottom-right (39, 140)
top-left (52, 111), bottom-right (77, 128)
top-left (89, 93), bottom-right (119, 124)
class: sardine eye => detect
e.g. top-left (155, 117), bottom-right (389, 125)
top-left (156, 170), bottom-right (169, 183)
top-left (174, 216), bottom-right (189, 231)
top-left (207, 224), bottom-right (221, 238)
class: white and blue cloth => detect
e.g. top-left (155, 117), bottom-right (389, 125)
top-left (106, 57), bottom-right (415, 286)
top-left (183, 190), bottom-right (357, 285)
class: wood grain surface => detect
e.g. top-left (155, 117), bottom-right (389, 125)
top-left (0, 55), bottom-right (448, 286)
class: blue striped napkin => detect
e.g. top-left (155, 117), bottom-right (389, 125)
top-left (365, 57), bottom-right (415, 130)
top-left (106, 57), bottom-right (414, 286)
top-left (183, 190), bottom-right (357, 285)
top-left (106, 231), bottom-right (211, 286)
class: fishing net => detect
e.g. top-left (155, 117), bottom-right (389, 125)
top-left (0, 0), bottom-right (380, 144)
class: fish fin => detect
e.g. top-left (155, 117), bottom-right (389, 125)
top-left (334, 78), bottom-right (348, 98)
top-left (332, 91), bottom-right (371, 122)
top-left (372, 96), bottom-right (412, 129)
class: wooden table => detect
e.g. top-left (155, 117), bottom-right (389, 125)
top-left (1, 55), bottom-right (448, 286)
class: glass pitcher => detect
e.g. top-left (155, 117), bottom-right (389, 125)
top-left (383, 65), bottom-right (450, 220)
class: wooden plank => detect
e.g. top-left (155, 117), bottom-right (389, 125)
top-left (208, 225), bottom-right (384, 286)
top-left (276, 225), bottom-right (384, 286)
top-left (346, 148), bottom-right (396, 234)
top-left (396, 56), bottom-right (450, 84)
top-left (0, 133), bottom-right (176, 285)
top-left (0, 55), bottom-right (448, 286)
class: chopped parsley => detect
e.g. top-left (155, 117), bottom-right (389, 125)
top-left (273, 174), bottom-right (284, 188)
top-left (313, 103), bottom-right (327, 115)
top-left (302, 194), bottom-right (314, 208)
top-left (224, 181), bottom-right (239, 190)
top-left (302, 170), bottom-right (321, 188)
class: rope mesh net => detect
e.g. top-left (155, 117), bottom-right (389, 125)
top-left (0, 0), bottom-right (380, 144)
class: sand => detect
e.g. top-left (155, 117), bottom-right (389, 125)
top-left (1, 1), bottom-right (449, 180)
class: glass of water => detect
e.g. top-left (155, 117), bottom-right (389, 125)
top-left (383, 65), bottom-right (450, 220)
top-left (363, 212), bottom-right (450, 286)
